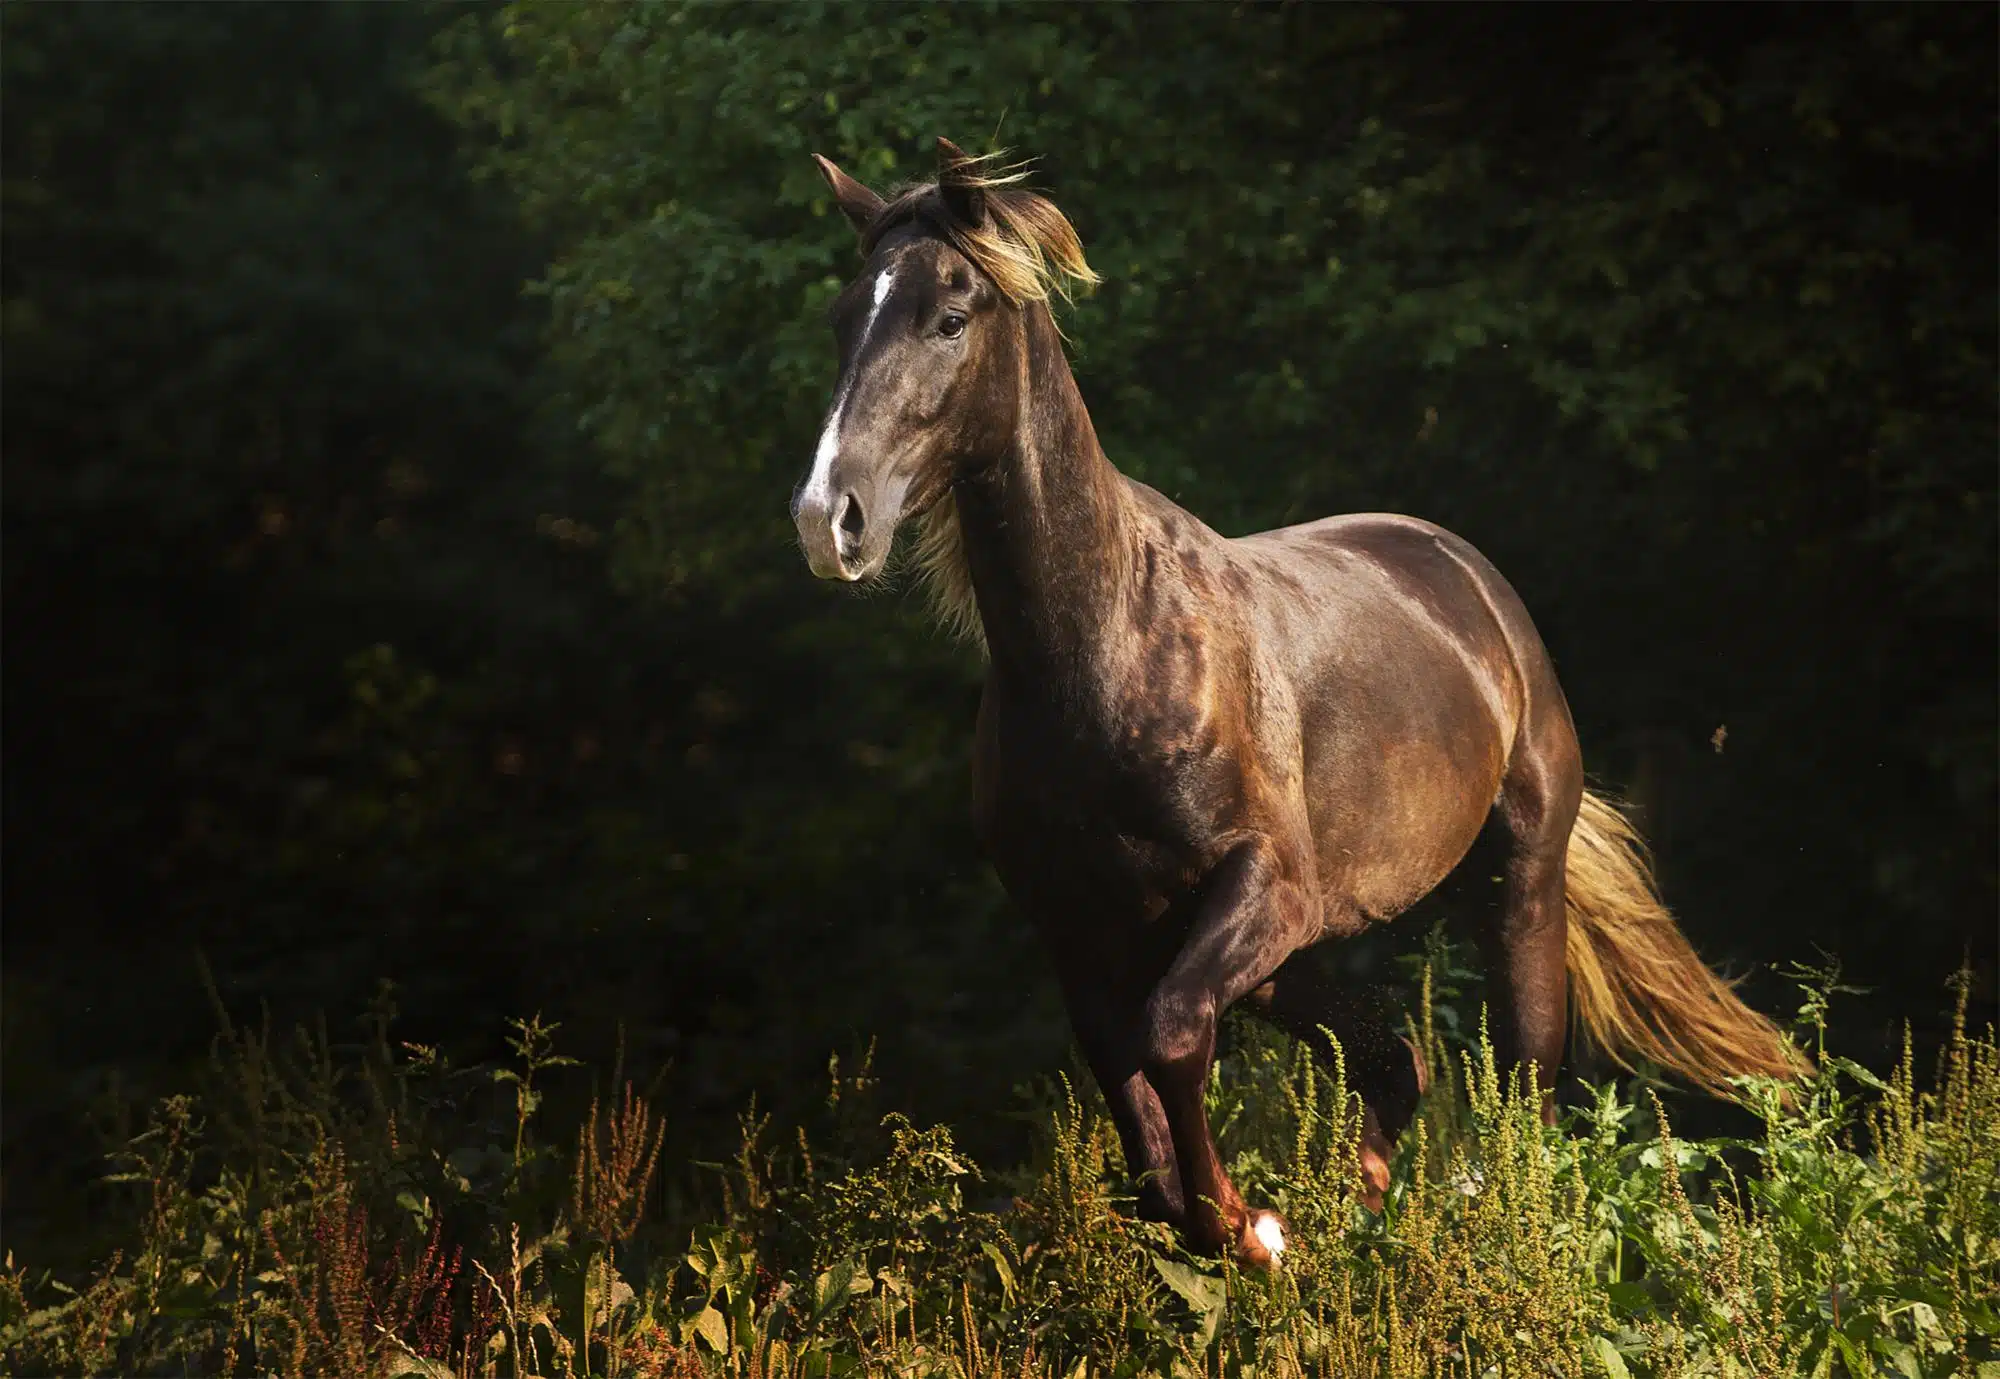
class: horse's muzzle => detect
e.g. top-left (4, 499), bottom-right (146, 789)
top-left (792, 487), bottom-right (867, 582)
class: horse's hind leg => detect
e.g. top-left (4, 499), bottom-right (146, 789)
top-left (1242, 959), bottom-right (1427, 1210)
top-left (1482, 705), bottom-right (1584, 1124)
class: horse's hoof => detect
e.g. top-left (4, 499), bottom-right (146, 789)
top-left (1237, 1209), bottom-right (1288, 1270)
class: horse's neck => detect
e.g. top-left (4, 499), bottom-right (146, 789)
top-left (955, 306), bottom-right (1133, 683)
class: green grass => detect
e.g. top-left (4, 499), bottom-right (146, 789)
top-left (3, 953), bottom-right (1995, 1378)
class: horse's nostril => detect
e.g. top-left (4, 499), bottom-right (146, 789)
top-left (837, 492), bottom-right (866, 543)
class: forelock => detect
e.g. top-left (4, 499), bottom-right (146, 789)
top-left (857, 181), bottom-right (1098, 307)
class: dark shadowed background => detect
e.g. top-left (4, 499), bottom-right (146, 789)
top-left (4, 0), bottom-right (1993, 1274)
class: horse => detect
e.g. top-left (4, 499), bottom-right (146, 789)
top-left (789, 137), bottom-right (1803, 1269)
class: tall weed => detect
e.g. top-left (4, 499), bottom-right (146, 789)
top-left (4, 958), bottom-right (1994, 1378)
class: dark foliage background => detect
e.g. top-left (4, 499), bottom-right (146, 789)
top-left (4, 0), bottom-right (1993, 1276)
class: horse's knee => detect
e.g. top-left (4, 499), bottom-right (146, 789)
top-left (1143, 984), bottom-right (1215, 1080)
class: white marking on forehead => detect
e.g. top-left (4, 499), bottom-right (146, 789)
top-left (804, 267), bottom-right (898, 504)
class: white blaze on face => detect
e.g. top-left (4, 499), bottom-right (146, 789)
top-left (803, 267), bottom-right (897, 510)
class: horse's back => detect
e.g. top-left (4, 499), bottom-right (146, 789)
top-left (1288, 511), bottom-right (1573, 742)
top-left (1230, 511), bottom-right (1527, 670)
top-left (1239, 511), bottom-right (1509, 600)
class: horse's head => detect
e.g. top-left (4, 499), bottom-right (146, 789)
top-left (790, 138), bottom-right (1095, 582)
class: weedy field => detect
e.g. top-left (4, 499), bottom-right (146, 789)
top-left (4, 949), bottom-right (1995, 1379)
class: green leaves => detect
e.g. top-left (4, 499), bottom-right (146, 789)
top-left (680, 1222), bottom-right (761, 1355)
top-left (805, 1259), bottom-right (875, 1331)
top-left (6, 968), bottom-right (2000, 1376)
top-left (1150, 1253), bottom-right (1227, 1351)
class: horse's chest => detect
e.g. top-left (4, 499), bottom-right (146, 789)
top-left (971, 690), bottom-right (1238, 921)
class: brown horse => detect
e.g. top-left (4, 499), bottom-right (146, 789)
top-left (790, 138), bottom-right (1803, 1269)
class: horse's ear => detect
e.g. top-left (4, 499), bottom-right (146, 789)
top-left (935, 136), bottom-right (986, 227)
top-left (813, 154), bottom-right (886, 236)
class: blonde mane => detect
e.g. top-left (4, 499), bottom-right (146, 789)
top-left (910, 496), bottom-right (982, 649)
top-left (864, 151), bottom-right (1099, 651)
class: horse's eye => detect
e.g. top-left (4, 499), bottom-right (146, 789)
top-left (938, 313), bottom-right (967, 340)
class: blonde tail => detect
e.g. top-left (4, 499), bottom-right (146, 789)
top-left (1564, 790), bottom-right (1807, 1099)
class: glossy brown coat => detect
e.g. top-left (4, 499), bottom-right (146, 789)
top-left (792, 140), bottom-right (1803, 1268)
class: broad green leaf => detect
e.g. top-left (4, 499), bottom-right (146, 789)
top-left (692, 1303), bottom-right (729, 1354)
top-left (1152, 1254), bottom-right (1227, 1349)
top-left (980, 1240), bottom-right (1016, 1302)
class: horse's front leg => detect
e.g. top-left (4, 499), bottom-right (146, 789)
top-left (1051, 957), bottom-right (1187, 1229)
top-left (1142, 835), bottom-right (1315, 1269)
